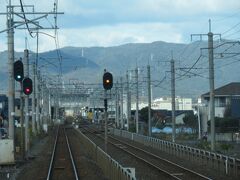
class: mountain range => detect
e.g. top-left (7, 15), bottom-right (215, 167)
top-left (0, 40), bottom-right (239, 99)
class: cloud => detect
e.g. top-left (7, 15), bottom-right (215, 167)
top-left (56, 0), bottom-right (240, 25)
top-left (0, 0), bottom-right (239, 53)
top-left (1, 22), bottom-right (182, 52)
top-left (39, 22), bottom-right (182, 49)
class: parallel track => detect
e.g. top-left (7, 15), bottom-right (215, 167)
top-left (81, 125), bottom-right (212, 180)
top-left (47, 126), bottom-right (79, 180)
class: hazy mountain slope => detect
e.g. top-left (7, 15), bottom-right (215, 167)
top-left (0, 40), bottom-right (239, 98)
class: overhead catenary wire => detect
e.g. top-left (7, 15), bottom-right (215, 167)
top-left (19, 0), bottom-right (36, 38)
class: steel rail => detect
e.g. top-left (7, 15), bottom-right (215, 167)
top-left (83, 125), bottom-right (213, 180)
top-left (109, 135), bottom-right (212, 180)
top-left (47, 126), bottom-right (79, 180)
top-left (81, 126), bottom-right (181, 180)
top-left (64, 127), bottom-right (79, 180)
top-left (46, 125), bottom-right (59, 180)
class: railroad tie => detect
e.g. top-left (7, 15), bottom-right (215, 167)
top-left (171, 173), bottom-right (183, 176)
top-left (53, 158), bottom-right (66, 170)
top-left (115, 143), bottom-right (127, 149)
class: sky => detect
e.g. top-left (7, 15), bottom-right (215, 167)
top-left (0, 0), bottom-right (240, 52)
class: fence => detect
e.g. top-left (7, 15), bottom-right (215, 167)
top-left (110, 128), bottom-right (240, 177)
top-left (75, 128), bottom-right (136, 180)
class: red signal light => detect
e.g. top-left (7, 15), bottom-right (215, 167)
top-left (23, 78), bottom-right (33, 95)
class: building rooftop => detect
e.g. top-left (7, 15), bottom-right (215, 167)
top-left (202, 82), bottom-right (240, 97)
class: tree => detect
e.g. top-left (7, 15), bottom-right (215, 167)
top-left (139, 107), bottom-right (153, 123)
top-left (183, 112), bottom-right (198, 132)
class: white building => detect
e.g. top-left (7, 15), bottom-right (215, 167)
top-left (130, 96), bottom-right (192, 111)
top-left (152, 97), bottom-right (192, 110)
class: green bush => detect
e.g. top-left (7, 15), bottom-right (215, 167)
top-left (219, 143), bottom-right (233, 153)
top-left (196, 140), bottom-right (211, 150)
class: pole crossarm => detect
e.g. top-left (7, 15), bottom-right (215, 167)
top-left (0, 14), bottom-right (48, 33)
top-left (0, 6), bottom-right (64, 33)
top-left (0, 11), bottom-right (64, 15)
top-left (13, 13), bottom-right (44, 29)
top-left (191, 33), bottom-right (221, 41)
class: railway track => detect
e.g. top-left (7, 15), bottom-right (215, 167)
top-left (80, 125), bottom-right (212, 180)
top-left (47, 125), bottom-right (79, 180)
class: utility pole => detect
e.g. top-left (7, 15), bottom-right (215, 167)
top-left (41, 81), bottom-right (46, 130)
top-left (115, 81), bottom-right (119, 128)
top-left (36, 71), bottom-right (40, 133)
top-left (20, 82), bottom-right (25, 160)
top-left (31, 63), bottom-right (36, 135)
top-left (147, 65), bottom-right (152, 137)
top-left (135, 67), bottom-right (139, 133)
top-left (120, 77), bottom-right (124, 129)
top-left (191, 20), bottom-right (220, 151)
top-left (23, 49), bottom-right (29, 155)
top-left (197, 103), bottom-right (201, 140)
top-left (40, 76), bottom-right (46, 128)
top-left (208, 31), bottom-right (215, 151)
top-left (104, 90), bottom-right (108, 153)
top-left (171, 59), bottom-right (176, 143)
top-left (126, 71), bottom-right (130, 131)
top-left (47, 86), bottom-right (50, 125)
top-left (0, 1), bottom-right (63, 155)
top-left (7, 0), bottom-right (15, 143)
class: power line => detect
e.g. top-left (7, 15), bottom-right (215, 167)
top-left (213, 9), bottom-right (240, 22)
top-left (175, 55), bottom-right (203, 80)
top-left (221, 22), bottom-right (240, 36)
top-left (19, 0), bottom-right (36, 38)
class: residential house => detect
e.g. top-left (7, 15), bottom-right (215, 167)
top-left (202, 82), bottom-right (240, 118)
top-left (201, 82), bottom-right (240, 141)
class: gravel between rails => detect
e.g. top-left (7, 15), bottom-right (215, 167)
top-left (81, 123), bottom-right (238, 180)
top-left (80, 126), bottom-right (181, 180)
top-left (16, 125), bottom-right (107, 180)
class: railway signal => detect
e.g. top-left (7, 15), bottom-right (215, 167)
top-left (22, 77), bottom-right (33, 95)
top-left (103, 72), bottom-right (113, 90)
top-left (14, 60), bottom-right (24, 82)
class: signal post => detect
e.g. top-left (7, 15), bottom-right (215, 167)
top-left (103, 69), bottom-right (113, 153)
top-left (14, 58), bottom-right (33, 160)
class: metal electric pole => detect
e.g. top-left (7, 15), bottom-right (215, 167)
top-left (115, 81), bottom-right (119, 128)
top-left (20, 83), bottom-right (25, 160)
top-left (171, 59), bottom-right (176, 143)
top-left (104, 91), bottom-right (108, 152)
top-left (7, 0), bottom-right (15, 142)
top-left (190, 20), bottom-right (220, 151)
top-left (135, 67), bottom-right (139, 133)
top-left (126, 71), bottom-right (130, 131)
top-left (0, 1), bottom-right (63, 158)
top-left (23, 49), bottom-right (29, 155)
top-left (147, 65), bottom-right (152, 137)
top-left (208, 31), bottom-right (215, 151)
top-left (36, 71), bottom-right (40, 133)
top-left (120, 77), bottom-right (124, 129)
top-left (31, 63), bottom-right (36, 135)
